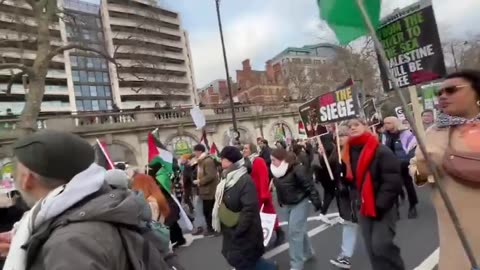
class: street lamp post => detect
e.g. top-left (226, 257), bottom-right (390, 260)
top-left (215, 0), bottom-right (239, 140)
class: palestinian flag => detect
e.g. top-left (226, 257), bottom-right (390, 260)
top-left (317, 0), bottom-right (381, 45)
top-left (148, 129), bottom-right (173, 192)
top-left (298, 121), bottom-right (307, 139)
top-left (200, 129), bottom-right (210, 151)
top-left (95, 139), bottom-right (114, 170)
top-left (210, 142), bottom-right (219, 156)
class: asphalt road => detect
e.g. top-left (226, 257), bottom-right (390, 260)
top-left (176, 185), bottom-right (439, 270)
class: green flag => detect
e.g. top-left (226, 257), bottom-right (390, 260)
top-left (318, 0), bottom-right (381, 45)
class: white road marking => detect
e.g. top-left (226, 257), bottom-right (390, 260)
top-left (182, 212), bottom-right (340, 247)
top-left (279, 212), bottom-right (340, 226)
top-left (414, 248), bottom-right (439, 270)
top-left (263, 217), bottom-right (341, 259)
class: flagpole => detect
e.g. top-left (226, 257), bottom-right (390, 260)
top-left (355, 0), bottom-right (478, 268)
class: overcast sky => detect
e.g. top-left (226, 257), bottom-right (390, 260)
top-left (84, 0), bottom-right (480, 87)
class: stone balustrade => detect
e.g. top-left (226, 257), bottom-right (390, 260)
top-left (0, 102), bottom-right (301, 144)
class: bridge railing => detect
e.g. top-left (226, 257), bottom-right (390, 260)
top-left (0, 102), bottom-right (301, 131)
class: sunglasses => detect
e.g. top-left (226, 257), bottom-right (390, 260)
top-left (435, 84), bottom-right (469, 97)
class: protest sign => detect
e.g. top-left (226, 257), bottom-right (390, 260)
top-left (421, 82), bottom-right (441, 110)
top-left (299, 85), bottom-right (359, 138)
top-left (377, 0), bottom-right (446, 91)
top-left (363, 99), bottom-right (380, 125)
top-left (260, 212), bottom-right (277, 247)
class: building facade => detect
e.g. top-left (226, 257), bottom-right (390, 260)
top-left (0, 0), bottom-right (196, 116)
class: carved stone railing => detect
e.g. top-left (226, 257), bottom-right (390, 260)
top-left (0, 102), bottom-right (301, 143)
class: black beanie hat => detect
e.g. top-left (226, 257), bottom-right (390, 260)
top-left (219, 146), bottom-right (243, 163)
top-left (13, 130), bottom-right (95, 181)
top-left (193, 144), bottom-right (206, 152)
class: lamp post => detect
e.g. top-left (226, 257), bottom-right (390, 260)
top-left (215, 0), bottom-right (239, 141)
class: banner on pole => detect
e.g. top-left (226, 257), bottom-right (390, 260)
top-left (299, 84), bottom-right (359, 137)
top-left (377, 0), bottom-right (446, 91)
top-left (362, 98), bottom-right (380, 125)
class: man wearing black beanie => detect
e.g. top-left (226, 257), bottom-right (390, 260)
top-left (2, 130), bottom-right (170, 270)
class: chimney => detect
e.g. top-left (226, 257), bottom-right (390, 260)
top-left (265, 60), bottom-right (274, 84)
top-left (242, 59), bottom-right (251, 71)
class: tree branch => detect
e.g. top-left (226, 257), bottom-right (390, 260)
top-left (2, 71), bottom-right (26, 95)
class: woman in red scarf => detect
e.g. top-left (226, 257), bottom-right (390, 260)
top-left (342, 118), bottom-right (405, 270)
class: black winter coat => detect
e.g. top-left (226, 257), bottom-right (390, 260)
top-left (335, 163), bottom-right (359, 223)
top-left (273, 164), bottom-right (322, 210)
top-left (350, 144), bottom-right (403, 217)
top-left (221, 173), bottom-right (264, 269)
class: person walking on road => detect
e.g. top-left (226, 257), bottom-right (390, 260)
top-left (330, 126), bottom-right (359, 269)
top-left (343, 118), bottom-right (405, 270)
top-left (243, 143), bottom-right (285, 246)
top-left (411, 70), bottom-right (480, 270)
top-left (193, 144), bottom-right (220, 237)
top-left (271, 148), bottom-right (322, 270)
top-left (213, 146), bottom-right (277, 270)
top-left (383, 116), bottom-right (419, 219)
top-left (2, 130), bottom-right (171, 270)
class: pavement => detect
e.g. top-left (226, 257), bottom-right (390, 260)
top-left (176, 185), bottom-right (439, 270)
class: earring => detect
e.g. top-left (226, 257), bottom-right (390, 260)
top-left (477, 100), bottom-right (480, 107)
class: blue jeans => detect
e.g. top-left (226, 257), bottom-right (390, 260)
top-left (340, 222), bottom-right (358, 258)
top-left (193, 195), bottom-right (206, 229)
top-left (284, 198), bottom-right (314, 270)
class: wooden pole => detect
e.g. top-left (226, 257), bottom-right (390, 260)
top-left (315, 136), bottom-right (334, 181)
top-left (355, 0), bottom-right (478, 267)
top-left (408, 85), bottom-right (427, 141)
top-left (335, 123), bottom-right (342, 165)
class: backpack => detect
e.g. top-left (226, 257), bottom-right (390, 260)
top-left (116, 222), bottom-right (185, 270)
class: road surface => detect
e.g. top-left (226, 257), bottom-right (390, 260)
top-left (176, 186), bottom-right (439, 270)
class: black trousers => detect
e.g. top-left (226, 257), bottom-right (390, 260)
top-left (202, 199), bottom-right (215, 232)
top-left (359, 207), bottom-right (405, 270)
top-left (314, 169), bottom-right (336, 214)
top-left (401, 166), bottom-right (418, 208)
top-left (170, 221), bottom-right (185, 244)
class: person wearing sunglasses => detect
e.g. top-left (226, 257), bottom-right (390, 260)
top-left (412, 70), bottom-right (480, 270)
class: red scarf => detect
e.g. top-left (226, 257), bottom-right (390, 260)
top-left (342, 132), bottom-right (379, 217)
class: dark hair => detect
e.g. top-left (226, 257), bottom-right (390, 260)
top-left (292, 144), bottom-right (304, 155)
top-left (445, 70), bottom-right (480, 98)
top-left (262, 139), bottom-right (269, 145)
top-left (271, 148), bottom-right (297, 165)
top-left (193, 144), bottom-right (206, 153)
top-left (115, 163), bottom-right (126, 170)
top-left (421, 109), bottom-right (434, 116)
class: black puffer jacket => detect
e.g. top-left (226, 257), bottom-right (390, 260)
top-left (221, 173), bottom-right (264, 269)
top-left (350, 144), bottom-right (403, 216)
top-left (273, 164), bottom-right (322, 210)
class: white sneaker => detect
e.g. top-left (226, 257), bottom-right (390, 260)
top-left (318, 213), bottom-right (332, 224)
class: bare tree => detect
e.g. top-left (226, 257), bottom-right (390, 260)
top-left (282, 38), bottom-right (380, 101)
top-left (442, 35), bottom-right (480, 71)
top-left (0, 0), bottom-right (116, 134)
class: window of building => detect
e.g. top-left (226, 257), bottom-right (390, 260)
top-left (74, 85), bottom-right (81, 96)
top-left (303, 59), bottom-right (312, 64)
top-left (101, 59), bottom-right (107, 69)
top-left (87, 58), bottom-right (94, 69)
top-left (72, 71), bottom-right (80, 82)
top-left (79, 71), bottom-right (87, 82)
top-left (314, 60), bottom-right (323, 65)
top-left (93, 58), bottom-right (101, 69)
top-left (103, 72), bottom-right (109, 83)
top-left (107, 100), bottom-right (112, 110)
top-left (70, 56), bottom-right (78, 67)
top-left (105, 86), bottom-right (111, 96)
top-left (76, 100), bottom-right (84, 111)
top-left (92, 100), bottom-right (99, 111)
top-left (95, 72), bottom-right (103, 82)
top-left (78, 57), bottom-right (86, 68)
top-left (90, 86), bottom-right (97, 96)
top-left (88, 71), bottom-right (95, 82)
top-left (97, 86), bottom-right (105, 96)
top-left (81, 85), bottom-right (90, 97)
top-left (99, 100), bottom-right (107, 110)
top-left (83, 100), bottom-right (92, 111)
